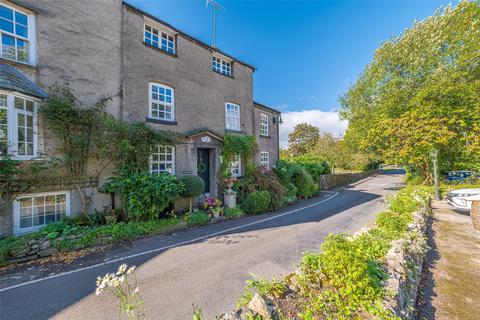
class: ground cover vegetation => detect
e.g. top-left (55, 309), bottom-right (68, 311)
top-left (238, 186), bottom-right (431, 319)
top-left (340, 1), bottom-right (480, 181)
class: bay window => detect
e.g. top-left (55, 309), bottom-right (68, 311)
top-left (0, 92), bottom-right (37, 159)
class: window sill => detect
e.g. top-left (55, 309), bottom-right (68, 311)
top-left (0, 57), bottom-right (36, 70)
top-left (225, 129), bottom-right (242, 134)
top-left (146, 117), bottom-right (178, 125)
top-left (259, 135), bottom-right (271, 139)
top-left (143, 42), bottom-right (177, 58)
top-left (212, 69), bottom-right (234, 79)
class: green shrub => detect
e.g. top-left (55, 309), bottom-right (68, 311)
top-left (293, 155), bottom-right (331, 180)
top-left (186, 211), bottom-right (210, 226)
top-left (239, 186), bottom-right (431, 319)
top-left (179, 175), bottom-right (205, 212)
top-left (274, 160), bottom-right (303, 186)
top-left (275, 160), bottom-right (317, 198)
top-left (241, 191), bottom-right (271, 215)
top-left (293, 169), bottom-right (318, 198)
top-left (224, 207), bottom-right (243, 219)
top-left (100, 172), bottom-right (184, 221)
top-left (233, 167), bottom-right (287, 210)
top-left (0, 217), bottom-right (184, 263)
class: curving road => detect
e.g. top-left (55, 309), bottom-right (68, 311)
top-left (0, 171), bottom-right (404, 320)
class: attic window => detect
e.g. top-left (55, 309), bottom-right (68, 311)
top-left (144, 24), bottom-right (175, 54)
top-left (212, 56), bottom-right (231, 76)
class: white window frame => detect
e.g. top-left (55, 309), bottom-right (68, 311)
top-left (212, 56), bottom-right (231, 76)
top-left (150, 145), bottom-right (175, 174)
top-left (144, 24), bottom-right (175, 54)
top-left (13, 191), bottom-right (71, 235)
top-left (0, 90), bottom-right (38, 160)
top-left (149, 83), bottom-right (175, 121)
top-left (260, 151), bottom-right (269, 169)
top-left (230, 154), bottom-right (241, 177)
top-left (0, 2), bottom-right (36, 65)
top-left (260, 113), bottom-right (269, 136)
top-left (225, 102), bottom-right (240, 131)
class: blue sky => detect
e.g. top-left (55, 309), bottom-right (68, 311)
top-left (128, 0), bottom-right (452, 145)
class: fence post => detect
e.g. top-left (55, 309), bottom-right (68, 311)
top-left (471, 200), bottom-right (480, 231)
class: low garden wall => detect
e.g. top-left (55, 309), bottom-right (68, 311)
top-left (383, 204), bottom-right (430, 319)
top-left (319, 170), bottom-right (376, 190)
top-left (216, 187), bottom-right (431, 320)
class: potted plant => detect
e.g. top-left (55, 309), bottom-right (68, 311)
top-left (223, 176), bottom-right (237, 193)
top-left (179, 175), bottom-right (205, 212)
top-left (203, 196), bottom-right (223, 218)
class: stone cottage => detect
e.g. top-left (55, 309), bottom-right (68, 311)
top-left (0, 0), bottom-right (280, 236)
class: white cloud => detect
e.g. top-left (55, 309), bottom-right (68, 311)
top-left (279, 109), bottom-right (348, 148)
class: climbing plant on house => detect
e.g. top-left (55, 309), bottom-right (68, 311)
top-left (40, 86), bottom-right (105, 178)
top-left (220, 133), bottom-right (257, 178)
top-left (38, 86), bottom-right (179, 217)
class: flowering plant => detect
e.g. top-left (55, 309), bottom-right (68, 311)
top-left (203, 196), bottom-right (223, 216)
top-left (96, 264), bottom-right (145, 319)
top-left (223, 176), bottom-right (237, 185)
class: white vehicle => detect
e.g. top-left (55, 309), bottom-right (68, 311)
top-left (446, 188), bottom-right (480, 211)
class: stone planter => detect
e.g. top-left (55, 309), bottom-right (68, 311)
top-left (471, 200), bottom-right (480, 231)
top-left (224, 190), bottom-right (237, 209)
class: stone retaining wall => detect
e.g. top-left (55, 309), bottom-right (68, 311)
top-left (382, 205), bottom-right (430, 319)
top-left (218, 205), bottom-right (431, 320)
top-left (319, 171), bottom-right (376, 190)
top-left (6, 238), bottom-right (59, 264)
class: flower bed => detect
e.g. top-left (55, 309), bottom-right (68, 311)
top-left (0, 216), bottom-right (187, 266)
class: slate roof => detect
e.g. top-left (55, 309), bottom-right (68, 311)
top-left (253, 101), bottom-right (281, 114)
top-left (0, 64), bottom-right (48, 98)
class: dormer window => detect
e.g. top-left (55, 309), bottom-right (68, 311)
top-left (212, 56), bottom-right (231, 76)
top-left (144, 24), bottom-right (175, 54)
top-left (0, 3), bottom-right (35, 64)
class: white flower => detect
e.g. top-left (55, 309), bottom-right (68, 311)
top-left (132, 287), bottom-right (139, 296)
top-left (127, 266), bottom-right (136, 274)
top-left (117, 264), bottom-right (127, 275)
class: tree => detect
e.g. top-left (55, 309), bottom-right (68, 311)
top-left (178, 175), bottom-right (205, 212)
top-left (340, 1), bottom-right (480, 180)
top-left (312, 132), bottom-right (341, 173)
top-left (287, 123), bottom-right (320, 157)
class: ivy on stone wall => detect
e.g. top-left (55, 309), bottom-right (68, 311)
top-left (40, 86), bottom-right (103, 178)
top-left (40, 86), bottom-right (177, 179)
top-left (220, 133), bottom-right (257, 178)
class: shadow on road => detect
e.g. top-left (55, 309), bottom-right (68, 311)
top-left (0, 175), bottom-right (392, 320)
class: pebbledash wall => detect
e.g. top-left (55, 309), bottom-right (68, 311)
top-left (0, 0), bottom-right (280, 237)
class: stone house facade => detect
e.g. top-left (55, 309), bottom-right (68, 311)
top-left (0, 0), bottom-right (280, 236)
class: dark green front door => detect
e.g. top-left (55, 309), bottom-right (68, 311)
top-left (197, 148), bottom-right (210, 193)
